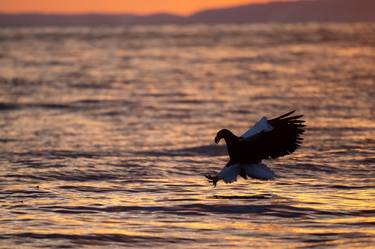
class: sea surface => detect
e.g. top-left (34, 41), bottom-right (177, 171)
top-left (0, 23), bottom-right (375, 248)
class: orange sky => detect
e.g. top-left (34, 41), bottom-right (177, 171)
top-left (0, 0), bottom-right (292, 15)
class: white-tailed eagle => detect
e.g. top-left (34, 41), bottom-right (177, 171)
top-left (206, 110), bottom-right (305, 186)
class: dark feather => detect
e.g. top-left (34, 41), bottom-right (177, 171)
top-left (227, 111), bottom-right (305, 163)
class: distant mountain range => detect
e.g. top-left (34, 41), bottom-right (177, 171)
top-left (1, 0), bottom-right (374, 26)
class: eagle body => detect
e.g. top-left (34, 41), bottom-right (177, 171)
top-left (206, 110), bottom-right (305, 186)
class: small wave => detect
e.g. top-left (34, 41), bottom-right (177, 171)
top-left (4, 171), bottom-right (121, 182)
top-left (0, 99), bottom-right (135, 114)
top-left (33, 203), bottom-right (356, 219)
top-left (59, 185), bottom-right (125, 193)
top-left (37, 205), bottom-right (206, 216)
top-left (69, 82), bottom-right (113, 89)
top-left (0, 102), bottom-right (70, 111)
top-left (300, 232), bottom-right (371, 244)
top-left (284, 163), bottom-right (336, 173)
top-left (8, 150), bottom-right (126, 159)
top-left (212, 194), bottom-right (274, 200)
top-left (329, 184), bottom-right (374, 190)
top-left (138, 145), bottom-right (226, 157)
top-left (3, 232), bottom-right (196, 245)
top-left (1, 189), bottom-right (54, 200)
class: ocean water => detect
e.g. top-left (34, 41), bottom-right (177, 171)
top-left (0, 23), bottom-right (375, 248)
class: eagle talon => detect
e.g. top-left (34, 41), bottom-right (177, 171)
top-left (205, 174), bottom-right (218, 187)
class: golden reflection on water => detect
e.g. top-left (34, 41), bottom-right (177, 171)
top-left (1, 23), bottom-right (375, 248)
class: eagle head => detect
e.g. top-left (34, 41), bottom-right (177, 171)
top-left (215, 129), bottom-right (236, 144)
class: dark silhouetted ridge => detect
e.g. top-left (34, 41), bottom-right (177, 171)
top-left (189, 0), bottom-right (375, 23)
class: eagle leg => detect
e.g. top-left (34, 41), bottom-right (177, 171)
top-left (205, 174), bottom-right (218, 187)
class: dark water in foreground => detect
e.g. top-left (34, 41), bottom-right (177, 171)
top-left (0, 23), bottom-right (375, 248)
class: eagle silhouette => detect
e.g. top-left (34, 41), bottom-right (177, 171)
top-left (206, 110), bottom-right (305, 186)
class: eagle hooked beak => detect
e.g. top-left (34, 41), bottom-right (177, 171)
top-left (214, 135), bottom-right (221, 144)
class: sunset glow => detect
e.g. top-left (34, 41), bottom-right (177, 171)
top-left (0, 0), bottom-right (291, 15)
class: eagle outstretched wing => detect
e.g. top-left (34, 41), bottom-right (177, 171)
top-left (238, 110), bottom-right (305, 162)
